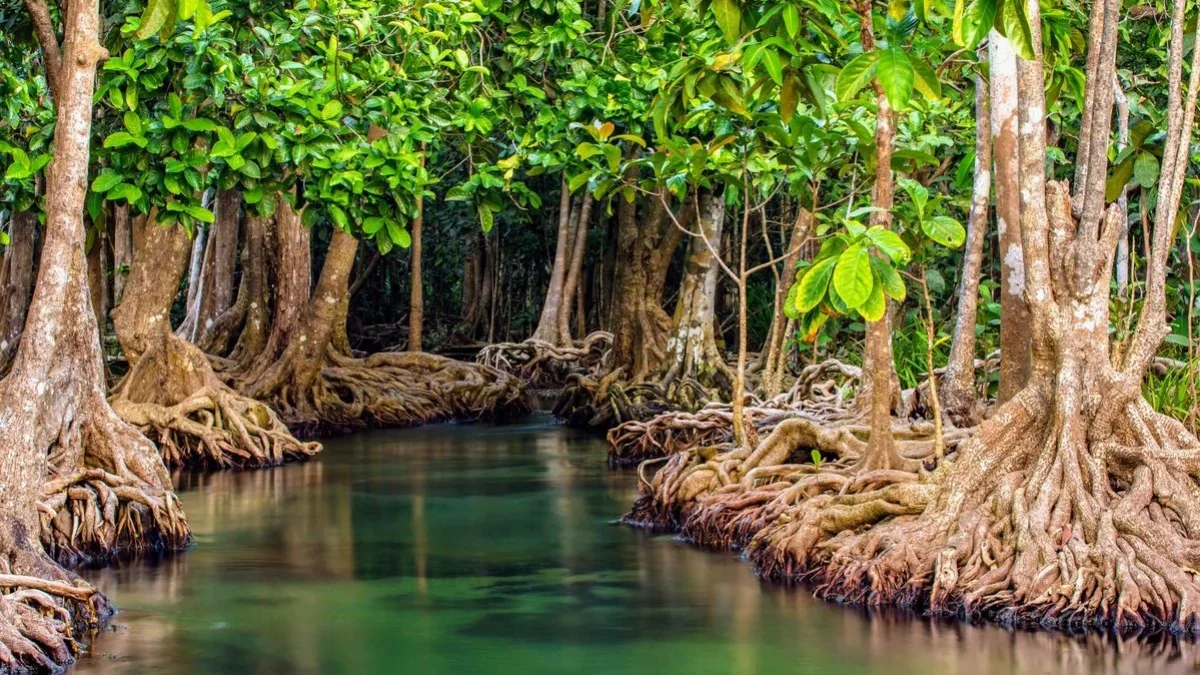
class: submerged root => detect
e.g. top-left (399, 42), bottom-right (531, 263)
top-left (477, 332), bottom-right (612, 390)
top-left (259, 351), bottom-right (530, 437)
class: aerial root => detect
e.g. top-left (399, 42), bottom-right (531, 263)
top-left (112, 386), bottom-right (321, 469)
top-left (265, 351), bottom-right (529, 436)
top-left (477, 332), bottom-right (612, 389)
top-left (38, 466), bottom-right (189, 567)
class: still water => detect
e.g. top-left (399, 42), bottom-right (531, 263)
top-left (75, 416), bottom-right (1197, 674)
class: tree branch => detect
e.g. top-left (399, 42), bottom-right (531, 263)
top-left (22, 0), bottom-right (63, 102)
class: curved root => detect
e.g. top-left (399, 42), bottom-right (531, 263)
top-left (477, 332), bottom-right (612, 390)
top-left (112, 387), bottom-right (321, 469)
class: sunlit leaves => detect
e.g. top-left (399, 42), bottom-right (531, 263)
top-left (835, 52), bottom-right (880, 102)
top-left (833, 244), bottom-right (873, 309)
top-left (712, 0), bottom-right (743, 45)
top-left (876, 48), bottom-right (915, 110)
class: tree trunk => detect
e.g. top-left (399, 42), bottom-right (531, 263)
top-left (181, 218), bottom-right (206, 327)
top-left (180, 189), bottom-right (240, 342)
top-left (111, 213), bottom-right (317, 469)
top-left (761, 207), bottom-right (814, 396)
top-left (0, 1), bottom-right (190, 667)
top-left (238, 196), bottom-right (310, 381)
top-left (658, 190), bottom-right (733, 405)
top-left (0, 210), bottom-right (37, 374)
top-left (558, 191), bottom-right (594, 343)
top-left (244, 230), bottom-right (526, 434)
top-left (941, 49), bottom-right (992, 425)
top-left (991, 32), bottom-right (1032, 404)
top-left (530, 177), bottom-right (574, 345)
top-left (87, 220), bottom-right (110, 340)
top-left (409, 188), bottom-right (424, 352)
top-left (111, 202), bottom-right (132, 302)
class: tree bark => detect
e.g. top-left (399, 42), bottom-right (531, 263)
top-left (0, 1), bottom-right (189, 667)
top-left (409, 189), bottom-right (424, 352)
top-left (941, 49), bottom-right (992, 425)
top-left (111, 202), bottom-right (133, 302)
top-left (558, 191), bottom-right (594, 343)
top-left (180, 189), bottom-right (240, 342)
top-left (530, 177), bottom-right (574, 345)
top-left (0, 210), bottom-right (37, 375)
top-left (991, 32), bottom-right (1032, 404)
top-left (761, 207), bottom-right (814, 396)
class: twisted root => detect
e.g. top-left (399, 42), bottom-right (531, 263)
top-left (112, 387), bottom-right (321, 469)
top-left (477, 332), bottom-right (612, 389)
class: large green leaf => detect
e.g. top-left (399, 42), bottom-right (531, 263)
top-left (835, 51), bottom-right (880, 102)
top-left (1133, 152), bottom-right (1159, 189)
top-left (796, 257), bottom-right (837, 313)
top-left (876, 48), bottom-right (914, 110)
top-left (833, 244), bottom-right (873, 309)
top-left (910, 57), bottom-right (942, 101)
top-left (712, 0), bottom-right (742, 45)
top-left (91, 171), bottom-right (124, 193)
top-left (997, 0), bottom-right (1037, 61)
top-left (784, 281), bottom-right (802, 320)
top-left (136, 0), bottom-right (174, 40)
top-left (923, 216), bottom-right (967, 248)
top-left (870, 256), bottom-right (907, 302)
top-left (866, 226), bottom-right (911, 264)
top-left (952, 0), bottom-right (999, 48)
top-left (858, 280), bottom-right (887, 321)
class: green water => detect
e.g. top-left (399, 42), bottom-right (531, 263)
top-left (75, 416), bottom-right (1194, 674)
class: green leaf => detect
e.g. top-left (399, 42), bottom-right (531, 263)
top-left (328, 204), bottom-right (348, 228)
top-left (871, 256), bottom-right (907, 302)
top-left (123, 112), bottom-right (143, 137)
top-left (108, 183), bottom-right (143, 203)
top-left (712, 0), bottom-right (742, 45)
top-left (602, 144), bottom-right (622, 172)
top-left (321, 100), bottom-right (344, 120)
top-left (136, 0), bottom-right (173, 40)
top-left (363, 217), bottom-right (385, 235)
top-left (833, 244), bottom-right (873, 309)
top-left (185, 205), bottom-right (215, 223)
top-left (103, 132), bottom-right (143, 149)
top-left (835, 51), bottom-right (880, 102)
top-left (953, 0), bottom-right (998, 48)
top-left (876, 48), bottom-right (914, 110)
top-left (576, 142), bottom-right (601, 160)
top-left (762, 49), bottom-right (784, 86)
top-left (783, 281), bottom-right (802, 320)
top-left (910, 57), bottom-right (942, 101)
top-left (1105, 153), bottom-right (1136, 201)
top-left (923, 216), bottom-right (967, 248)
top-left (866, 226), bottom-right (911, 264)
top-left (1133, 152), bottom-right (1159, 189)
top-left (478, 204), bottom-right (494, 233)
top-left (91, 172), bottom-right (124, 193)
top-left (997, 0), bottom-right (1037, 61)
top-left (386, 220), bottom-right (411, 248)
top-left (796, 257), bottom-right (837, 312)
top-left (375, 230), bottom-right (394, 256)
top-left (857, 279), bottom-right (887, 321)
top-left (783, 4), bottom-right (800, 38)
top-left (178, 0), bottom-right (198, 19)
top-left (182, 118), bottom-right (217, 132)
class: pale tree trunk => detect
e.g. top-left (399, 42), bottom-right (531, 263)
top-left (659, 190), bottom-right (733, 405)
top-left (180, 189), bottom-right (240, 342)
top-left (0, 1), bottom-right (189, 667)
top-left (530, 177), bottom-right (574, 345)
top-left (1113, 77), bottom-right (1131, 298)
top-left (941, 47), bottom-right (992, 425)
top-left (991, 32), bottom-right (1032, 404)
top-left (558, 191), bottom-right (594, 343)
top-left (221, 214), bottom-right (273, 363)
top-left (0, 210), bottom-right (37, 374)
top-left (761, 207), bottom-right (814, 396)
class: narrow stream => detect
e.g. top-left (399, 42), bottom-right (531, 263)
top-left (75, 416), bottom-right (1197, 674)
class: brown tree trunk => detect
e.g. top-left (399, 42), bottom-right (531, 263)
top-left (0, 210), bottom-right (37, 374)
top-left (87, 220), bottom-right (110, 339)
top-left (0, 2), bottom-right (189, 667)
top-left (991, 32), bottom-right (1032, 404)
top-left (238, 196), bottom-right (310, 381)
top-left (245, 230), bottom-right (526, 434)
top-left (941, 49), bottom-right (992, 425)
top-left (409, 190), bottom-right (425, 352)
top-left (111, 213), bottom-right (317, 469)
top-left (111, 203), bottom-right (132, 302)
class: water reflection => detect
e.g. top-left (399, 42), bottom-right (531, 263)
top-left (75, 418), bottom-right (1200, 674)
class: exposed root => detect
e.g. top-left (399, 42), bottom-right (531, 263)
top-left (477, 331), bottom-right (612, 390)
top-left (112, 328), bottom-right (319, 470)
top-left (112, 387), bottom-right (321, 469)
top-left (256, 351), bottom-right (530, 437)
top-left (738, 378), bottom-right (1200, 634)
